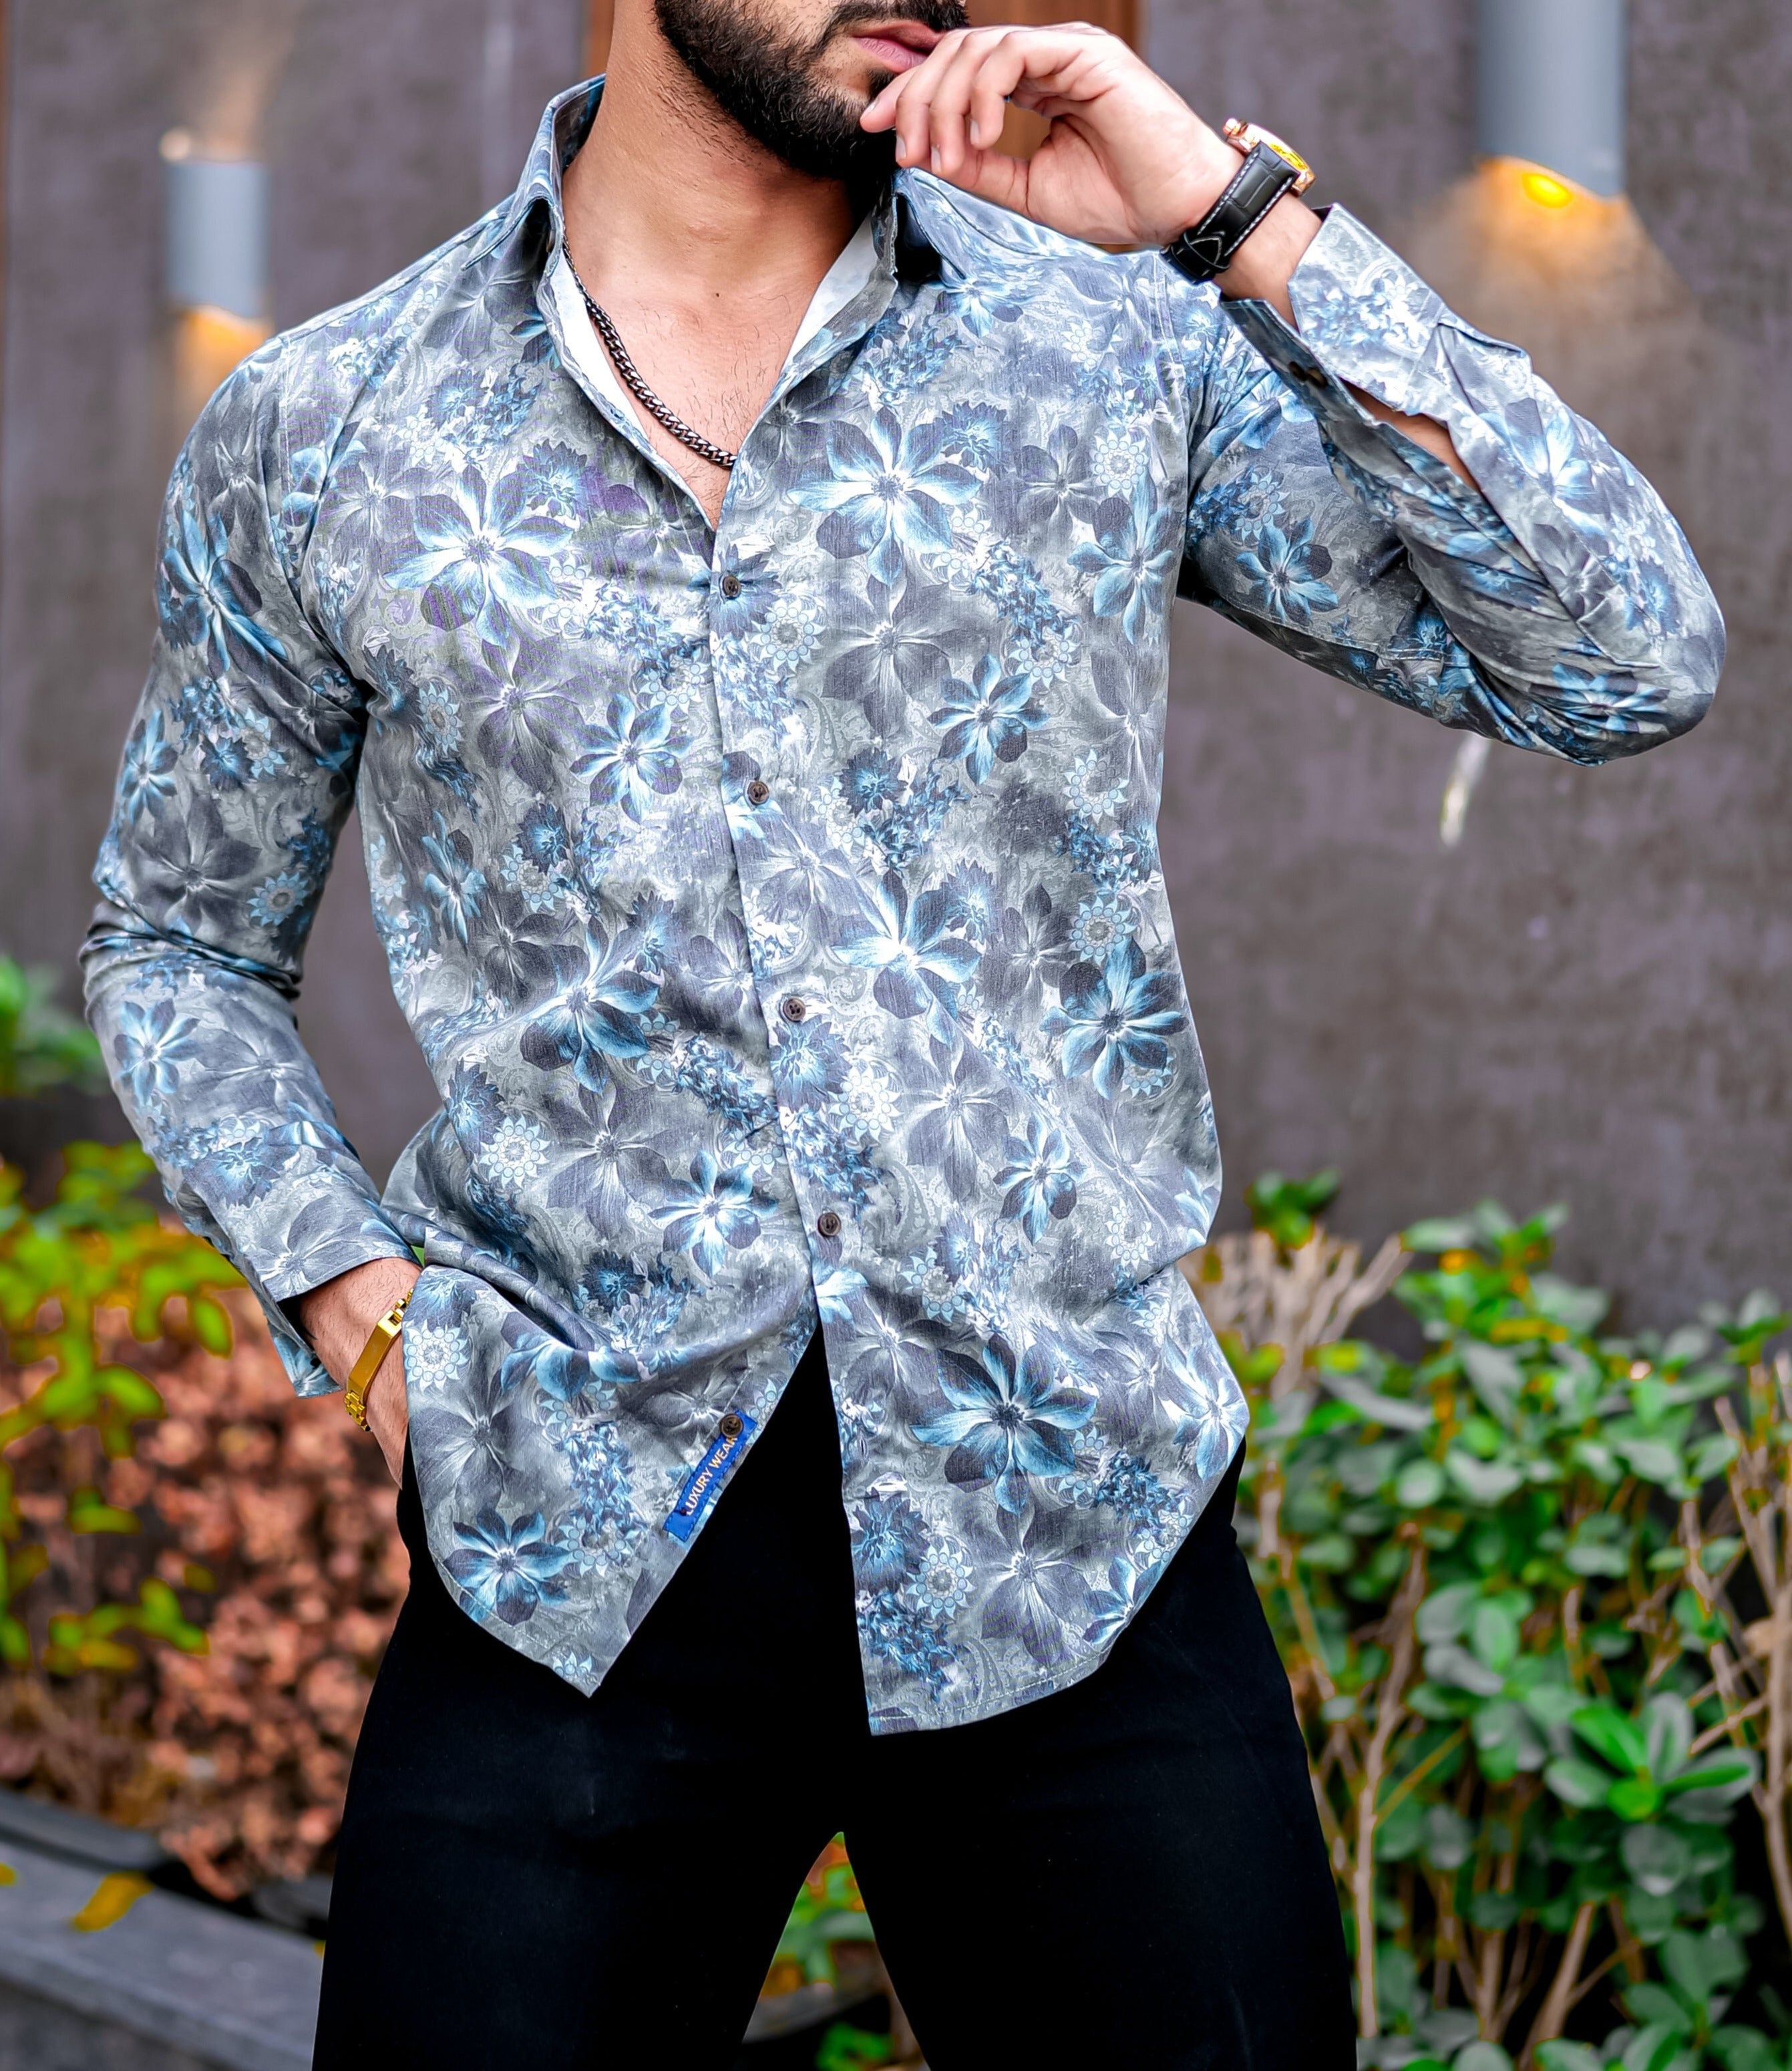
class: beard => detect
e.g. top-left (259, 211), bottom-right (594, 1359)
top-left (653, 0), bottom-right (968, 187)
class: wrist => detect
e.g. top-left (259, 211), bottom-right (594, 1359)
top-left (1149, 124), bottom-right (1246, 247)
top-left (297, 1255), bottom-right (421, 1386)
top-left (1161, 118), bottom-right (1320, 315)
top-left (1214, 193), bottom-right (1321, 312)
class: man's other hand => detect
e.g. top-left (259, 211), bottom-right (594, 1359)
top-left (295, 1256), bottom-right (422, 1484)
top-left (860, 23), bottom-right (1244, 250)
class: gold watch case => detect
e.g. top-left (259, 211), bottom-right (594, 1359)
top-left (1222, 118), bottom-right (1318, 197)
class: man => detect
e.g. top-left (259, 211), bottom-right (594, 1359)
top-left (84, 0), bottom-right (1720, 2060)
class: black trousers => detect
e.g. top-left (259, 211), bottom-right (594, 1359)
top-left (313, 1334), bottom-right (1352, 2069)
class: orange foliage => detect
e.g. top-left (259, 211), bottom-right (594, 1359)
top-left (0, 1291), bottom-right (405, 1897)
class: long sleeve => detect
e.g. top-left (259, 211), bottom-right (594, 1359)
top-left (1168, 206), bottom-right (1723, 762)
top-left (81, 345), bottom-right (415, 1395)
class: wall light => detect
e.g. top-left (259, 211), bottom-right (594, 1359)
top-left (162, 129), bottom-right (270, 321)
top-left (160, 130), bottom-right (274, 441)
top-left (1477, 0), bottom-right (1626, 200)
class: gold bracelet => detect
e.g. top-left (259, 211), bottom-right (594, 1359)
top-left (343, 1289), bottom-right (413, 1431)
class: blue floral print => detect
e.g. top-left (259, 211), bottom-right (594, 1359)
top-left (83, 82), bottom-right (1720, 1732)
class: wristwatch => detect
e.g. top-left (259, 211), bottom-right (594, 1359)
top-left (1163, 120), bottom-right (1316, 286)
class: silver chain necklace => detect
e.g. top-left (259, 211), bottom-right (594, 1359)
top-left (564, 255), bottom-right (739, 473)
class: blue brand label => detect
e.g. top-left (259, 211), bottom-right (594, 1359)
top-left (665, 1410), bottom-right (757, 1543)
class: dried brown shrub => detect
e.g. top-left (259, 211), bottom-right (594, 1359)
top-left (0, 1290), bottom-right (404, 1897)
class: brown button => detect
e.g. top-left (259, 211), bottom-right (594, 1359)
top-left (719, 1412), bottom-right (744, 1440)
top-left (780, 995), bottom-right (808, 1023)
top-left (745, 779), bottom-right (771, 806)
top-left (719, 573), bottom-right (742, 599)
top-left (816, 1211), bottom-right (842, 1240)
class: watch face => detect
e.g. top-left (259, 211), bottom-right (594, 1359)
top-left (1223, 118), bottom-right (1317, 194)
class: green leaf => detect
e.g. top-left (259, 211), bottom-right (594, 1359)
top-left (1661, 1750), bottom-right (1755, 1809)
top-left (1460, 1340), bottom-right (1524, 1426)
top-left (1455, 2048), bottom-right (1515, 2071)
top-left (1621, 2028), bottom-right (1693, 2071)
top-left (1444, 1450), bottom-right (1526, 1505)
top-left (1424, 1643), bottom-right (1506, 1698)
top-left (1624, 1983), bottom-right (1694, 2035)
top-left (1530, 1273), bottom-right (1610, 1334)
top-left (95, 1368), bottom-right (165, 1421)
top-left (188, 1295), bottom-right (234, 1358)
top-left (1533, 2038), bottom-right (1599, 2071)
top-left (1394, 1457), bottom-right (1447, 1507)
top-left (1536, 2047), bottom-right (1605, 2071)
top-left (1471, 1697), bottom-right (1546, 1780)
top-left (1420, 1804), bottom-right (1474, 1872)
top-left (1711, 2025), bottom-right (1787, 2071)
top-left (1608, 1776), bottom-right (1666, 1822)
top-left (1318, 1376), bottom-right (1433, 1431)
top-left (1469, 1599), bottom-right (1521, 1674)
top-left (1620, 1823), bottom-right (1690, 1898)
top-left (1642, 1694), bottom-right (1693, 1780)
top-left (1661, 1925), bottom-right (1747, 2006)
top-left (1403, 1217), bottom-right (1477, 1254)
top-left (1467, 1889), bottom-right (1519, 1931)
top-left (1572, 1704), bottom-right (1652, 1776)
top-left (1546, 1756), bottom-right (1615, 1809)
top-left (1616, 1436), bottom-right (1686, 1486)
top-left (1417, 1582), bottom-right (1479, 1645)
top-left (1687, 1432), bottom-right (1739, 1482)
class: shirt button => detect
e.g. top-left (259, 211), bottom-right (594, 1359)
top-left (719, 1412), bottom-right (744, 1440)
top-left (816, 1211), bottom-right (842, 1241)
top-left (745, 778), bottom-right (771, 806)
top-left (780, 996), bottom-right (808, 1023)
top-left (719, 573), bottom-right (742, 599)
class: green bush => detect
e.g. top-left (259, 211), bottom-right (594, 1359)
top-left (1202, 1184), bottom-right (1792, 2068)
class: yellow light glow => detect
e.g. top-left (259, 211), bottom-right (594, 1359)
top-left (1521, 170), bottom-right (1575, 210)
top-left (170, 304), bottom-right (273, 436)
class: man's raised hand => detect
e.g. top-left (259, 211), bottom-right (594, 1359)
top-left (858, 22), bottom-right (1238, 249)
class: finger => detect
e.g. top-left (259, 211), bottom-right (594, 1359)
top-left (858, 28), bottom-right (962, 154)
top-left (967, 39), bottom-right (1024, 153)
top-left (886, 29), bottom-right (987, 170)
top-left (928, 31), bottom-right (1015, 176)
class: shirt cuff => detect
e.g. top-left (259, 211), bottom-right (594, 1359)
top-left (245, 1221), bottom-right (419, 1398)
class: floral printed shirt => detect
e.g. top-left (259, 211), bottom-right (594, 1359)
top-left (83, 82), bottom-right (1721, 1730)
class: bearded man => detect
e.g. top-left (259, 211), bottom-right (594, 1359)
top-left (83, 0), bottom-right (1720, 2062)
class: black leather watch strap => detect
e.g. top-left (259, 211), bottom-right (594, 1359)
top-left (1161, 142), bottom-right (1301, 285)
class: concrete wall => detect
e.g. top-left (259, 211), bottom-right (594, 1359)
top-left (1, 0), bottom-right (1785, 1326)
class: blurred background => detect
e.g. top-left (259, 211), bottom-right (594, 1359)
top-left (0, 5), bottom-right (1787, 2068)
